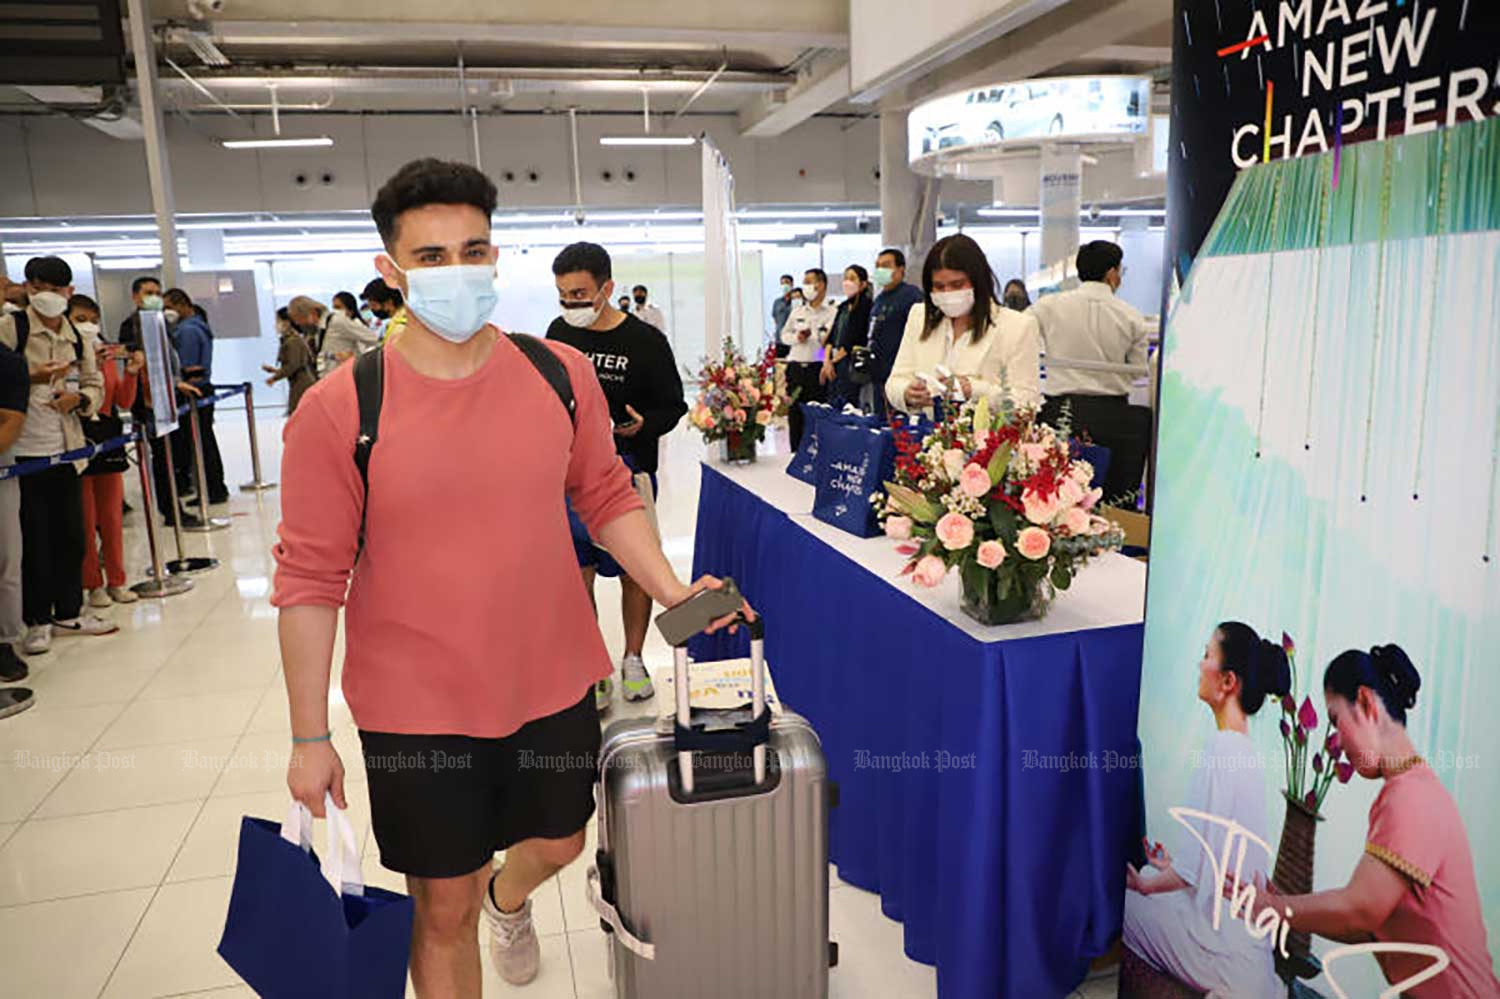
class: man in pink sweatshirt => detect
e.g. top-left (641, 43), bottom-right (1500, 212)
top-left (272, 158), bottom-right (745, 998)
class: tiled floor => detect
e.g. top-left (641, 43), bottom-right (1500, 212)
top-left (0, 411), bottom-right (1117, 999)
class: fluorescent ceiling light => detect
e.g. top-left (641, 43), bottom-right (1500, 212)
top-left (598, 136), bottom-right (696, 147)
top-left (221, 136), bottom-right (334, 150)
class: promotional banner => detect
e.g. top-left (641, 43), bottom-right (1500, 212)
top-left (1126, 117), bottom-right (1500, 999)
top-left (1164, 0), bottom-right (1500, 300)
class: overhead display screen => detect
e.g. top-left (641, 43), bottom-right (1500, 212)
top-left (908, 76), bottom-right (1151, 165)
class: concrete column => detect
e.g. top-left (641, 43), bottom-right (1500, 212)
top-left (125, 0), bottom-right (181, 285)
top-left (1039, 143), bottom-right (1082, 273)
top-left (880, 110), bottom-right (936, 270)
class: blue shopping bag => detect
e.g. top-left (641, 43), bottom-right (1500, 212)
top-left (812, 413), bottom-right (895, 537)
top-left (218, 793), bottom-right (414, 998)
top-left (786, 400), bottom-right (834, 483)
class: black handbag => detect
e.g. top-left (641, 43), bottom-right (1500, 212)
top-left (848, 345), bottom-right (874, 385)
top-left (83, 411), bottom-right (129, 475)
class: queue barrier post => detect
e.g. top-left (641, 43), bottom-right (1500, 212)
top-left (160, 424), bottom-right (219, 573)
top-left (182, 397), bottom-right (231, 534)
top-left (238, 381), bottom-right (277, 493)
top-left (130, 435), bottom-right (193, 598)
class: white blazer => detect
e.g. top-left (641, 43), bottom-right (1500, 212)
top-left (884, 300), bottom-right (1042, 414)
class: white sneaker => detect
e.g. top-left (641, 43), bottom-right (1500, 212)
top-left (22, 625), bottom-right (51, 655)
top-left (620, 654), bottom-right (655, 701)
top-left (107, 586), bottom-right (140, 604)
top-left (51, 614), bottom-right (119, 637)
top-left (88, 587), bottom-right (112, 609)
top-left (482, 888), bottom-right (540, 985)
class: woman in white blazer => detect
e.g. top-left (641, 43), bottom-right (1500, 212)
top-left (884, 234), bottom-right (1042, 415)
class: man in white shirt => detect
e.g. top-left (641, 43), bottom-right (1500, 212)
top-left (1028, 240), bottom-right (1153, 501)
top-left (778, 268), bottom-right (838, 448)
top-left (630, 284), bottom-right (667, 336)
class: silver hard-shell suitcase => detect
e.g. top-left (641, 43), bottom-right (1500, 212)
top-left (587, 618), bottom-right (836, 999)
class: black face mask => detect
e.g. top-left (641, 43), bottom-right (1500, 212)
top-left (633, 295), bottom-right (647, 306)
top-left (1004, 294), bottom-right (1029, 311)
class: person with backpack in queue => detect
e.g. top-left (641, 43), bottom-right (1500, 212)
top-left (271, 157), bottom-right (749, 998)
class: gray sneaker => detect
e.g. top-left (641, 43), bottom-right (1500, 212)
top-left (595, 676), bottom-right (612, 714)
top-left (482, 889), bottom-right (540, 985)
top-left (620, 654), bottom-right (655, 701)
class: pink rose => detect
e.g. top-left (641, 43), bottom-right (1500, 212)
top-left (942, 449), bottom-right (967, 481)
top-left (1016, 526), bottom-right (1051, 560)
top-left (756, 409), bottom-right (772, 426)
top-left (1081, 487), bottom-right (1103, 511)
top-left (703, 413), bottom-right (717, 429)
top-left (976, 540), bottom-right (1006, 569)
top-left (1022, 488), bottom-right (1061, 526)
top-left (1059, 477), bottom-right (1085, 508)
top-left (1064, 507), bottom-right (1091, 535)
top-left (1070, 461), bottom-right (1094, 485)
top-left (884, 515), bottom-right (914, 540)
top-left (935, 512), bottom-right (975, 551)
top-left (735, 409), bottom-right (748, 423)
top-left (1020, 442), bottom-right (1048, 464)
top-left (722, 405), bottom-right (736, 419)
top-left (959, 463), bottom-right (991, 499)
top-left (911, 555), bottom-right (947, 588)
top-left (1088, 515), bottom-right (1112, 535)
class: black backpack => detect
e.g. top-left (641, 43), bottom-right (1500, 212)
top-left (352, 334), bottom-right (576, 555)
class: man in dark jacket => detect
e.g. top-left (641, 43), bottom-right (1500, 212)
top-left (163, 289), bottom-right (228, 504)
top-left (866, 248), bottom-right (925, 421)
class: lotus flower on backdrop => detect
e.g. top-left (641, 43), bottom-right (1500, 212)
top-left (873, 394), bottom-right (1124, 625)
top-left (689, 338), bottom-right (793, 462)
top-left (1276, 633), bottom-right (1351, 816)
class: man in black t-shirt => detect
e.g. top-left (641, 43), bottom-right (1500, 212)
top-left (545, 242), bottom-right (687, 713)
top-left (0, 344), bottom-right (32, 684)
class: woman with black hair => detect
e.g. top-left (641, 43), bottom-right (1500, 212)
top-left (1122, 622), bottom-right (1289, 999)
top-left (1247, 646), bottom-right (1500, 999)
top-left (884, 233), bottom-right (1040, 415)
top-left (822, 264), bottom-right (874, 407)
top-left (1002, 278), bottom-right (1030, 312)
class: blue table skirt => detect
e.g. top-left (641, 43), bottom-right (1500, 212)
top-left (690, 463), bottom-right (1145, 999)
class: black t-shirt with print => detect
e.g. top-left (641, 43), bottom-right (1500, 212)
top-left (545, 312), bottom-right (686, 475)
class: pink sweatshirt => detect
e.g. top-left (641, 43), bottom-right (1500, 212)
top-left (271, 332), bottom-right (643, 738)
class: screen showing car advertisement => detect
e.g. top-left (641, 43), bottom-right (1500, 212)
top-left (908, 75), bottom-right (1151, 164)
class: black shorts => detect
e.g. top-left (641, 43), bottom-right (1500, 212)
top-left (360, 688), bottom-right (601, 879)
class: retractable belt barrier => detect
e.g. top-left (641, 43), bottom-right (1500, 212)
top-left (0, 383), bottom-right (250, 482)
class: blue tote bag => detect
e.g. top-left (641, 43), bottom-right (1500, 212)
top-left (812, 413), bottom-right (895, 537)
top-left (786, 400), bottom-right (834, 483)
top-left (219, 793), bottom-right (414, 998)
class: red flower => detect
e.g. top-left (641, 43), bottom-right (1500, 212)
top-left (1335, 761), bottom-right (1355, 783)
top-left (1304, 790), bottom-right (1318, 810)
top-left (1298, 696), bottom-right (1318, 732)
top-left (1312, 753), bottom-right (1324, 774)
top-left (1282, 632), bottom-right (1296, 657)
top-left (1281, 695), bottom-right (1296, 715)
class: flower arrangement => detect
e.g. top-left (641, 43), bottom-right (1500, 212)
top-left (1276, 632), bottom-right (1354, 814)
top-left (687, 338), bottom-right (793, 463)
top-left (875, 395), bottom-right (1125, 624)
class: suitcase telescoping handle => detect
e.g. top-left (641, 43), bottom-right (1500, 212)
top-left (654, 582), bottom-right (767, 795)
top-left (672, 616), bottom-right (767, 794)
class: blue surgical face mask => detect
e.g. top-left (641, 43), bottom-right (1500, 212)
top-left (391, 261), bottom-right (497, 343)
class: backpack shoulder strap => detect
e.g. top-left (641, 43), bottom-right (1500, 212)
top-left (352, 347), bottom-right (385, 556)
top-left (508, 333), bottom-right (576, 427)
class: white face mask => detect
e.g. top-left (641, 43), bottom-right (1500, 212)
top-left (801, 283), bottom-right (820, 302)
top-left (74, 320), bottom-right (101, 338)
top-left (163, 309), bottom-right (181, 324)
top-left (30, 290), bottom-right (68, 319)
top-left (559, 290), bottom-right (603, 329)
top-left (930, 288), bottom-right (975, 319)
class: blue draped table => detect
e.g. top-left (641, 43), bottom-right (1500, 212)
top-left (689, 460), bottom-right (1146, 999)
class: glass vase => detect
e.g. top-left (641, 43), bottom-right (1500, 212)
top-left (719, 432), bottom-right (758, 465)
top-left (959, 573), bottom-right (1039, 626)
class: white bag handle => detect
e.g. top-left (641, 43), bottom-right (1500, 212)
top-left (585, 865), bottom-right (655, 960)
top-left (280, 792), bottom-right (365, 898)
